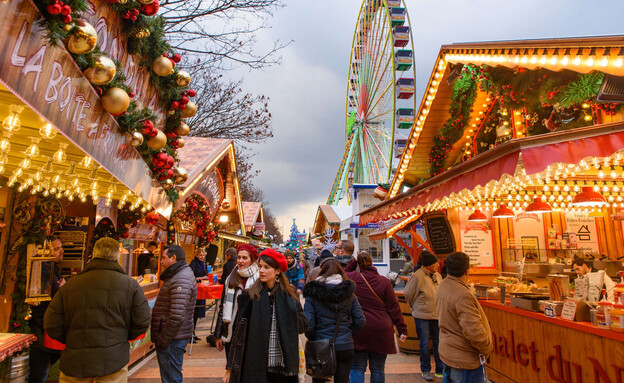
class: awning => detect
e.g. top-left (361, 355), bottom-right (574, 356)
top-left (360, 123), bottom-right (624, 225)
top-left (368, 215), bottom-right (419, 241)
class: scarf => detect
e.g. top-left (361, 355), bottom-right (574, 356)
top-left (159, 260), bottom-right (186, 281)
top-left (267, 300), bottom-right (285, 370)
top-left (315, 273), bottom-right (343, 285)
top-left (221, 264), bottom-right (259, 342)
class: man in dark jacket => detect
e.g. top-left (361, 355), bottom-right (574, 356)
top-left (29, 236), bottom-right (65, 383)
top-left (219, 247), bottom-right (237, 285)
top-left (152, 245), bottom-right (197, 383)
top-left (137, 241), bottom-right (158, 275)
top-left (335, 239), bottom-right (355, 268)
top-left (44, 237), bottom-right (151, 381)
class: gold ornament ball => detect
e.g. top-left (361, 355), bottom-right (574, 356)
top-left (174, 168), bottom-right (188, 185)
top-left (176, 71), bottom-right (191, 87)
top-left (182, 101), bottom-right (197, 118)
top-left (101, 87), bottom-right (130, 115)
top-left (65, 20), bottom-right (98, 54)
top-left (152, 56), bottom-right (173, 76)
top-left (177, 138), bottom-right (185, 148)
top-left (174, 122), bottom-right (190, 136)
top-left (138, 0), bottom-right (154, 3)
top-left (168, 110), bottom-right (176, 116)
top-left (84, 54), bottom-right (116, 85)
top-left (135, 28), bottom-right (150, 39)
top-left (162, 179), bottom-right (174, 190)
top-left (125, 131), bottom-right (144, 147)
top-left (147, 130), bottom-right (167, 150)
top-left (118, 0), bottom-right (127, 3)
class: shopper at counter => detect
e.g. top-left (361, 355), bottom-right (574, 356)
top-left (152, 245), bottom-right (197, 383)
top-left (29, 236), bottom-right (65, 383)
top-left (137, 241), bottom-right (159, 276)
top-left (219, 247), bottom-right (237, 285)
top-left (404, 250), bottom-right (443, 381)
top-left (436, 252), bottom-right (492, 382)
top-left (44, 237), bottom-right (151, 382)
top-left (572, 258), bottom-right (616, 301)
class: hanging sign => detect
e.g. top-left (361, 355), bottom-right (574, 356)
top-left (564, 211), bottom-right (600, 254)
top-left (513, 213), bottom-right (547, 261)
top-left (459, 210), bottom-right (495, 268)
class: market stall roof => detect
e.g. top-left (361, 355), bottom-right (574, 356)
top-left (242, 201), bottom-right (263, 232)
top-left (388, 35), bottom-right (624, 199)
top-left (312, 204), bottom-right (353, 235)
top-left (360, 121), bottom-right (624, 225)
top-left (176, 137), bottom-right (245, 235)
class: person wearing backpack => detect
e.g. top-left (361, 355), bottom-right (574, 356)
top-left (344, 251), bottom-right (408, 383)
top-left (284, 250), bottom-right (305, 295)
top-left (303, 257), bottom-right (366, 383)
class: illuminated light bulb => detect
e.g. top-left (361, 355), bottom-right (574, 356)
top-left (25, 138), bottom-right (40, 157)
top-left (599, 57), bottom-right (609, 67)
top-left (33, 171), bottom-right (42, 181)
top-left (611, 171), bottom-right (618, 179)
top-left (80, 156), bottom-right (93, 168)
top-left (585, 56), bottom-right (595, 66)
top-left (0, 153), bottom-right (6, 165)
top-left (0, 132), bottom-right (11, 153)
top-left (598, 170), bottom-right (605, 178)
top-left (584, 113), bottom-right (593, 121)
top-left (539, 56), bottom-right (547, 65)
top-left (39, 123), bottom-right (57, 139)
top-left (90, 180), bottom-right (98, 190)
top-left (53, 143), bottom-right (68, 163)
top-left (520, 56), bottom-right (528, 64)
top-left (603, 186), bottom-right (610, 193)
top-left (560, 56), bottom-right (569, 66)
top-left (14, 168), bottom-right (23, 178)
top-left (2, 105), bottom-right (23, 132)
top-left (105, 198), bottom-right (112, 207)
top-left (573, 57), bottom-right (581, 66)
top-left (42, 189), bottom-right (49, 197)
top-left (68, 194), bottom-right (74, 202)
top-left (529, 56), bottom-right (537, 64)
top-left (549, 56), bottom-right (558, 65)
top-left (615, 58), bottom-right (623, 68)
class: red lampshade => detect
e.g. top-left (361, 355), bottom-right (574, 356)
top-left (571, 187), bottom-right (607, 207)
top-left (525, 198), bottom-right (552, 214)
top-left (492, 204), bottom-right (515, 218)
top-left (468, 209), bottom-right (488, 222)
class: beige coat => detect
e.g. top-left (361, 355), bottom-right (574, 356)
top-left (404, 267), bottom-right (441, 320)
top-left (436, 276), bottom-right (492, 370)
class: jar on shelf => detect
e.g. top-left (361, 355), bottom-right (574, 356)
top-left (614, 283), bottom-right (624, 305)
top-left (611, 304), bottom-right (624, 333)
top-left (596, 301), bottom-right (613, 329)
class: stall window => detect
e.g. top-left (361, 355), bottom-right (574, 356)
top-left (358, 229), bottom-right (383, 262)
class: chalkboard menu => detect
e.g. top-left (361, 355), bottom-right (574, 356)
top-left (423, 213), bottom-right (455, 255)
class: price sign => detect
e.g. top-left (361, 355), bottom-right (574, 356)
top-left (561, 299), bottom-right (579, 321)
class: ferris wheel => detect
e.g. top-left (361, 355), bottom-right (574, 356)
top-left (327, 0), bottom-right (417, 205)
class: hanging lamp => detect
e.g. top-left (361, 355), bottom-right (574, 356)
top-left (571, 187), bottom-right (607, 207)
top-left (492, 204), bottom-right (515, 218)
top-left (525, 198), bottom-right (552, 214)
top-left (468, 209), bottom-right (488, 222)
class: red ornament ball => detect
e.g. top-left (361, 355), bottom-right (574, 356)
top-left (171, 101), bottom-right (179, 109)
top-left (187, 89), bottom-right (196, 97)
top-left (180, 96), bottom-right (189, 104)
top-left (47, 3), bottom-right (62, 15)
top-left (166, 169), bottom-right (174, 178)
top-left (122, 232), bottom-right (130, 239)
top-left (140, 0), bottom-right (159, 16)
top-left (129, 92), bottom-right (135, 98)
top-left (164, 156), bottom-right (175, 169)
top-left (60, 4), bottom-right (71, 15)
top-left (177, 103), bottom-right (185, 110)
top-left (172, 54), bottom-right (181, 63)
top-left (61, 14), bottom-right (72, 23)
top-left (165, 131), bottom-right (177, 139)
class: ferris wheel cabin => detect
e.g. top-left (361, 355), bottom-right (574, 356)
top-left (396, 78), bottom-right (415, 99)
top-left (394, 139), bottom-right (407, 158)
top-left (386, 0), bottom-right (401, 7)
top-left (396, 108), bottom-right (414, 129)
top-left (393, 26), bottom-right (410, 48)
top-left (390, 8), bottom-right (406, 26)
top-left (395, 50), bottom-right (413, 71)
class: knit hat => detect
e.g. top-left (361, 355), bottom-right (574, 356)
top-left (320, 249), bottom-right (334, 260)
top-left (237, 244), bottom-right (258, 260)
top-left (260, 248), bottom-right (288, 272)
top-left (284, 249), bottom-right (296, 258)
top-left (421, 251), bottom-right (438, 267)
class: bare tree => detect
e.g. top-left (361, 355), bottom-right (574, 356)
top-left (160, 0), bottom-right (289, 70)
top-left (263, 206), bottom-right (283, 243)
top-left (187, 73), bottom-right (273, 143)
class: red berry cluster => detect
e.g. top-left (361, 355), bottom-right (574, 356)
top-left (123, 8), bottom-right (140, 21)
top-left (46, 0), bottom-right (72, 23)
top-left (141, 120), bottom-right (158, 137)
top-left (151, 152), bottom-right (175, 175)
top-left (170, 88), bottom-right (195, 111)
top-left (596, 102), bottom-right (619, 116)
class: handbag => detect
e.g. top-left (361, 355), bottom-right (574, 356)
top-left (304, 307), bottom-right (344, 379)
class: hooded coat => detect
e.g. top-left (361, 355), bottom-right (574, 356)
top-left (44, 258), bottom-right (150, 378)
top-left (303, 279), bottom-right (366, 351)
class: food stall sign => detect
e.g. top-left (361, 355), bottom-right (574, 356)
top-left (254, 222), bottom-right (265, 236)
top-left (0, 0), bottom-right (172, 216)
top-left (565, 211), bottom-right (600, 254)
top-left (181, 168), bottom-right (224, 216)
top-left (459, 209), bottom-right (495, 268)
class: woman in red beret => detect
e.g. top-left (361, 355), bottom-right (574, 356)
top-left (215, 244), bottom-right (259, 356)
top-left (223, 249), bottom-right (307, 383)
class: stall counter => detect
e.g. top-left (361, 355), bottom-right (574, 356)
top-left (480, 300), bottom-right (624, 383)
top-left (129, 288), bottom-right (159, 365)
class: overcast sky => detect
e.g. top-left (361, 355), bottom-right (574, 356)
top-left (232, 0), bottom-right (624, 237)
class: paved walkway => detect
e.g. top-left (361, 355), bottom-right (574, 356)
top-left (129, 316), bottom-right (440, 382)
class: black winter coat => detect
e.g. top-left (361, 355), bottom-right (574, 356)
top-left (31, 262), bottom-right (62, 351)
top-left (303, 280), bottom-right (366, 352)
top-left (151, 260), bottom-right (197, 348)
top-left (226, 287), bottom-right (307, 383)
top-left (44, 258), bottom-right (151, 378)
top-left (189, 257), bottom-right (207, 318)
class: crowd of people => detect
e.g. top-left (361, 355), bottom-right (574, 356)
top-left (31, 236), bottom-right (493, 383)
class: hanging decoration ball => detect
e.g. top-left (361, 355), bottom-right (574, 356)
top-left (162, 179), bottom-right (174, 190)
top-left (174, 168), bottom-right (188, 185)
top-left (182, 101), bottom-right (197, 118)
top-left (221, 200), bottom-right (231, 210)
top-left (177, 138), bottom-right (185, 148)
top-left (135, 28), bottom-right (150, 38)
top-left (101, 87), bottom-right (130, 115)
top-left (47, 3), bottom-right (62, 15)
top-left (84, 54), bottom-right (116, 85)
top-left (164, 155), bottom-right (175, 169)
top-left (145, 212), bottom-right (160, 225)
top-left (147, 130), bottom-right (167, 150)
top-left (187, 89), bottom-right (196, 97)
top-left (138, 0), bottom-right (155, 4)
top-left (176, 71), bottom-right (191, 87)
top-left (140, 0), bottom-right (159, 16)
top-left (174, 122), bottom-right (190, 136)
top-left (152, 55), bottom-right (173, 76)
top-left (118, 0), bottom-right (128, 3)
top-left (65, 20), bottom-right (98, 54)
top-left (125, 131), bottom-right (144, 147)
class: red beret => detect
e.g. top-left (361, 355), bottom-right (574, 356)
top-left (237, 244), bottom-right (258, 260)
top-left (259, 248), bottom-right (288, 272)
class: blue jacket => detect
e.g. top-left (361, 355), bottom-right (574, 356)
top-left (303, 279), bottom-right (366, 351)
top-left (284, 262), bottom-right (305, 291)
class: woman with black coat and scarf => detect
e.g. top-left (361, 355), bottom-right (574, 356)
top-left (303, 257), bottom-right (366, 383)
top-left (224, 249), bottom-right (307, 383)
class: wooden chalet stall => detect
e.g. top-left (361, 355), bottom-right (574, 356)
top-left (360, 36), bottom-right (624, 382)
top-left (312, 205), bottom-right (350, 243)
